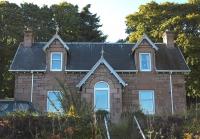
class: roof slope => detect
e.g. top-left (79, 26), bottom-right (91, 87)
top-left (155, 44), bottom-right (189, 71)
top-left (10, 43), bottom-right (46, 71)
top-left (66, 43), bottom-right (135, 70)
top-left (10, 42), bottom-right (190, 71)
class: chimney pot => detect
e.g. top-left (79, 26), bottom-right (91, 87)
top-left (24, 29), bottom-right (34, 47)
top-left (162, 30), bottom-right (175, 47)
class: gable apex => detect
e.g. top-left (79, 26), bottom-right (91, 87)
top-left (132, 33), bottom-right (158, 52)
top-left (76, 56), bottom-right (127, 88)
top-left (43, 34), bottom-right (69, 51)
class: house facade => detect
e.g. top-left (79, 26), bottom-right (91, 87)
top-left (10, 30), bottom-right (190, 122)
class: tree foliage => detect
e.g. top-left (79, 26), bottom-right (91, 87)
top-left (126, 1), bottom-right (200, 98)
top-left (0, 1), bottom-right (106, 98)
top-left (188, 0), bottom-right (200, 4)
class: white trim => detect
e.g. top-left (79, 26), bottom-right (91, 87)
top-left (30, 71), bottom-right (34, 102)
top-left (65, 70), bottom-right (90, 72)
top-left (132, 34), bottom-right (158, 52)
top-left (9, 44), bottom-right (21, 71)
top-left (115, 70), bottom-right (138, 72)
top-left (50, 52), bottom-right (63, 71)
top-left (9, 69), bottom-right (46, 72)
top-left (156, 70), bottom-right (190, 73)
top-left (94, 81), bottom-right (110, 111)
top-left (177, 47), bottom-right (191, 71)
top-left (169, 72), bottom-right (174, 115)
top-left (139, 90), bottom-right (155, 115)
top-left (43, 34), bottom-right (69, 51)
top-left (76, 56), bottom-right (127, 88)
top-left (139, 53), bottom-right (152, 72)
top-left (65, 70), bottom-right (138, 72)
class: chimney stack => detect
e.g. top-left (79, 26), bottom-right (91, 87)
top-left (162, 30), bottom-right (175, 47)
top-left (24, 29), bottom-right (34, 47)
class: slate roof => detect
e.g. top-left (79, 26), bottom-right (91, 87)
top-left (9, 42), bottom-right (190, 72)
top-left (10, 43), bottom-right (46, 71)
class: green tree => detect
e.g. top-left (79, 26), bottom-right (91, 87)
top-left (21, 3), bottom-right (55, 41)
top-left (126, 2), bottom-right (200, 99)
top-left (0, 1), bottom-right (106, 98)
top-left (79, 4), bottom-right (107, 42)
top-left (188, 0), bottom-right (200, 4)
top-left (0, 1), bottom-right (23, 98)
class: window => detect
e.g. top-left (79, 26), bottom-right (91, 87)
top-left (51, 52), bottom-right (62, 71)
top-left (47, 91), bottom-right (63, 112)
top-left (139, 90), bottom-right (155, 114)
top-left (15, 102), bottom-right (30, 112)
top-left (94, 81), bottom-right (110, 111)
top-left (139, 53), bottom-right (151, 71)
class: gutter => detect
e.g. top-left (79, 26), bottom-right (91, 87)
top-left (156, 70), bottom-right (190, 73)
top-left (9, 70), bottom-right (46, 72)
top-left (64, 69), bottom-right (190, 73)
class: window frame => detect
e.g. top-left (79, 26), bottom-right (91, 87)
top-left (139, 53), bottom-right (152, 72)
top-left (94, 81), bottom-right (110, 111)
top-left (139, 90), bottom-right (155, 115)
top-left (50, 52), bottom-right (63, 71)
top-left (47, 91), bottom-right (63, 113)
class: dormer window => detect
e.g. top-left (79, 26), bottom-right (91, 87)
top-left (51, 52), bottom-right (62, 71)
top-left (139, 53), bottom-right (151, 71)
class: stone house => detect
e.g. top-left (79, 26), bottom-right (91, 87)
top-left (9, 30), bottom-right (190, 122)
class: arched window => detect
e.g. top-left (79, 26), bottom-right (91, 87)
top-left (94, 81), bottom-right (110, 111)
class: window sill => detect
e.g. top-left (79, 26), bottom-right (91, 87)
top-left (50, 69), bottom-right (63, 71)
top-left (139, 70), bottom-right (152, 72)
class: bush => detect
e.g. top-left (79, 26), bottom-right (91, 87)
top-left (0, 112), bottom-right (94, 139)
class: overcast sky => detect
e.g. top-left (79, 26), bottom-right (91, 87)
top-left (8, 0), bottom-right (187, 42)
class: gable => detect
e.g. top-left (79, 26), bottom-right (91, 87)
top-left (43, 34), bottom-right (69, 51)
top-left (132, 34), bottom-right (158, 52)
top-left (76, 56), bottom-right (127, 88)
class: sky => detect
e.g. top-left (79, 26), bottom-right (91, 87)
top-left (8, 0), bottom-right (188, 42)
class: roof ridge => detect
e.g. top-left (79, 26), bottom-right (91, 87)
top-left (32, 41), bottom-right (165, 45)
top-left (65, 42), bottom-right (136, 44)
top-left (32, 42), bottom-right (135, 44)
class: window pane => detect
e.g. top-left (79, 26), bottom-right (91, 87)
top-left (141, 53), bottom-right (150, 70)
top-left (95, 90), bottom-right (108, 110)
top-left (47, 92), bottom-right (62, 112)
top-left (52, 54), bottom-right (61, 60)
top-left (0, 103), bottom-right (9, 111)
top-left (52, 60), bottom-right (61, 69)
top-left (95, 82), bottom-right (108, 88)
top-left (140, 91), bottom-right (153, 100)
top-left (140, 101), bottom-right (154, 114)
top-left (15, 103), bottom-right (30, 111)
top-left (139, 91), bottom-right (154, 114)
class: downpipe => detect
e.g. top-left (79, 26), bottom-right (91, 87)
top-left (169, 71), bottom-right (174, 115)
top-left (31, 71), bottom-right (34, 102)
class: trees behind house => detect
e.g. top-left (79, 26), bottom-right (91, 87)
top-left (125, 1), bottom-right (200, 100)
top-left (0, 1), bottom-right (106, 98)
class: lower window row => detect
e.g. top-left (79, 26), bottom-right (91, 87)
top-left (47, 90), bottom-right (155, 115)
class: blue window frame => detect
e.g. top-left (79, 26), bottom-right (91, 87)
top-left (51, 52), bottom-right (62, 71)
top-left (139, 90), bottom-right (155, 114)
top-left (139, 53), bottom-right (151, 71)
top-left (94, 81), bottom-right (110, 111)
top-left (47, 91), bottom-right (63, 112)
